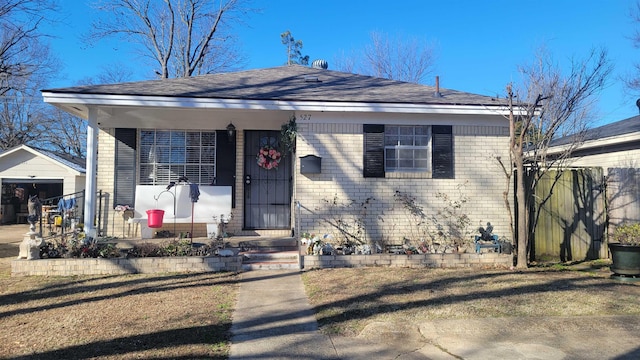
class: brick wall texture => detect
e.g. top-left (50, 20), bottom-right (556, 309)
top-left (295, 121), bottom-right (512, 247)
top-left (98, 118), bottom-right (513, 245)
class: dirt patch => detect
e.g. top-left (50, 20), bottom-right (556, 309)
top-left (302, 266), bottom-right (640, 338)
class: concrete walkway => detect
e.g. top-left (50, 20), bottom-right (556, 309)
top-left (229, 270), bottom-right (406, 360)
top-left (228, 270), bottom-right (333, 359)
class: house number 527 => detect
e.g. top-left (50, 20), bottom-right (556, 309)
top-left (299, 114), bottom-right (311, 121)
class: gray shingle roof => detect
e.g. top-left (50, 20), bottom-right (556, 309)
top-left (551, 115), bottom-right (640, 146)
top-left (38, 149), bottom-right (86, 173)
top-left (43, 65), bottom-right (506, 106)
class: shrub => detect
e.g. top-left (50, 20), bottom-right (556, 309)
top-left (127, 242), bottom-right (163, 257)
top-left (610, 223), bottom-right (640, 246)
top-left (160, 239), bottom-right (195, 256)
top-left (40, 239), bottom-right (122, 259)
top-left (127, 240), bottom-right (216, 257)
top-left (69, 242), bottom-right (121, 258)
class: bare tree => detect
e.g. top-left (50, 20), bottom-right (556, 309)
top-left (333, 31), bottom-right (437, 84)
top-left (44, 108), bottom-right (87, 158)
top-left (88, 0), bottom-right (249, 79)
top-left (42, 65), bottom-right (136, 159)
top-left (0, 0), bottom-right (58, 95)
top-left (499, 47), bottom-right (612, 269)
top-left (281, 30), bottom-right (308, 65)
top-left (626, 2), bottom-right (640, 93)
top-left (77, 61), bottom-right (135, 85)
top-left (0, 0), bottom-right (60, 151)
top-left (0, 68), bottom-right (87, 158)
top-left (0, 72), bottom-right (49, 150)
top-left (331, 49), bottom-right (356, 73)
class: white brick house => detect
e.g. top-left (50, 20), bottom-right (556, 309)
top-left (42, 65), bottom-right (512, 245)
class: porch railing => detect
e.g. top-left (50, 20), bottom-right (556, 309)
top-left (37, 190), bottom-right (106, 239)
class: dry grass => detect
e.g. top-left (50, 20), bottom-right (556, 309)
top-left (3, 235), bottom-right (640, 358)
top-left (302, 264), bottom-right (640, 336)
top-left (0, 243), bottom-right (239, 360)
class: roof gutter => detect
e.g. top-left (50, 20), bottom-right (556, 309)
top-left (42, 92), bottom-right (512, 117)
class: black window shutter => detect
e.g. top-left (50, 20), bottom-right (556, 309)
top-left (363, 124), bottom-right (385, 178)
top-left (432, 125), bottom-right (453, 179)
top-left (114, 128), bottom-right (137, 207)
top-left (215, 131), bottom-right (236, 208)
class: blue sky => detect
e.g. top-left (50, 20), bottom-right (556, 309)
top-left (46, 0), bottom-right (639, 126)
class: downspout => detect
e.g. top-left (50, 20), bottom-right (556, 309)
top-left (84, 106), bottom-right (99, 241)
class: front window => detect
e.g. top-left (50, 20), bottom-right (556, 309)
top-left (384, 125), bottom-right (431, 172)
top-left (139, 130), bottom-right (216, 185)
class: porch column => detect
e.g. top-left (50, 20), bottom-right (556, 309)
top-left (84, 107), bottom-right (99, 240)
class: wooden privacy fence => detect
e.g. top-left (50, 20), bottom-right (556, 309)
top-left (531, 168), bottom-right (607, 261)
top-left (606, 168), bottom-right (640, 229)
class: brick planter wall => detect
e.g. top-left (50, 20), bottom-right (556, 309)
top-left (11, 256), bottom-right (243, 276)
top-left (303, 252), bottom-right (513, 269)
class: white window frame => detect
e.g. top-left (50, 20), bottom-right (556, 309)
top-left (384, 125), bottom-right (431, 172)
top-left (138, 129), bottom-right (216, 185)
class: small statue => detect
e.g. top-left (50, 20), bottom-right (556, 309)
top-left (478, 222), bottom-right (494, 241)
top-left (27, 195), bottom-right (42, 232)
top-left (18, 195), bottom-right (44, 260)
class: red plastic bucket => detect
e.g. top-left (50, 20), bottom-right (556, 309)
top-left (146, 209), bottom-right (165, 228)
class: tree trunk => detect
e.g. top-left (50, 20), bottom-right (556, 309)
top-left (515, 157), bottom-right (528, 269)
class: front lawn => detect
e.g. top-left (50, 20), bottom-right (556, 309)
top-left (302, 264), bottom-right (640, 336)
top-left (0, 263), bottom-right (239, 359)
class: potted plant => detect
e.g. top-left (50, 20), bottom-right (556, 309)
top-left (608, 223), bottom-right (640, 278)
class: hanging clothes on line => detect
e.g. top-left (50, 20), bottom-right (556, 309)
top-left (189, 183), bottom-right (200, 203)
top-left (57, 197), bottom-right (76, 213)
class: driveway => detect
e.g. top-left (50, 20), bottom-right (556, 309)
top-left (0, 224), bottom-right (30, 244)
top-left (0, 224), bottom-right (28, 273)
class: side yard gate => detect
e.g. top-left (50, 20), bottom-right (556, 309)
top-left (531, 167), bottom-right (640, 261)
top-left (606, 168), bottom-right (640, 228)
top-left (531, 168), bottom-right (606, 261)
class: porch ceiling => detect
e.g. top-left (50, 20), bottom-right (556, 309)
top-left (89, 105), bottom-right (291, 130)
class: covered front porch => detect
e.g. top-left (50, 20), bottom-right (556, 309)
top-left (42, 88), bottom-right (298, 240)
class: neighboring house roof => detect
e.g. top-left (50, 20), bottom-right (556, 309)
top-left (0, 144), bottom-right (85, 174)
top-left (42, 65), bottom-right (509, 117)
top-left (548, 114), bottom-right (640, 155)
top-left (552, 115), bottom-right (640, 147)
top-left (37, 149), bottom-right (86, 174)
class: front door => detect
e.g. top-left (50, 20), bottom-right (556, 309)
top-left (243, 130), bottom-right (292, 229)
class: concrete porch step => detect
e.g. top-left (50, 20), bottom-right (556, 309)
top-left (241, 262), bottom-right (300, 271)
top-left (231, 236), bottom-right (298, 253)
top-left (241, 251), bottom-right (300, 271)
top-left (225, 236), bottom-right (302, 270)
top-left (242, 251), bottom-right (298, 260)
